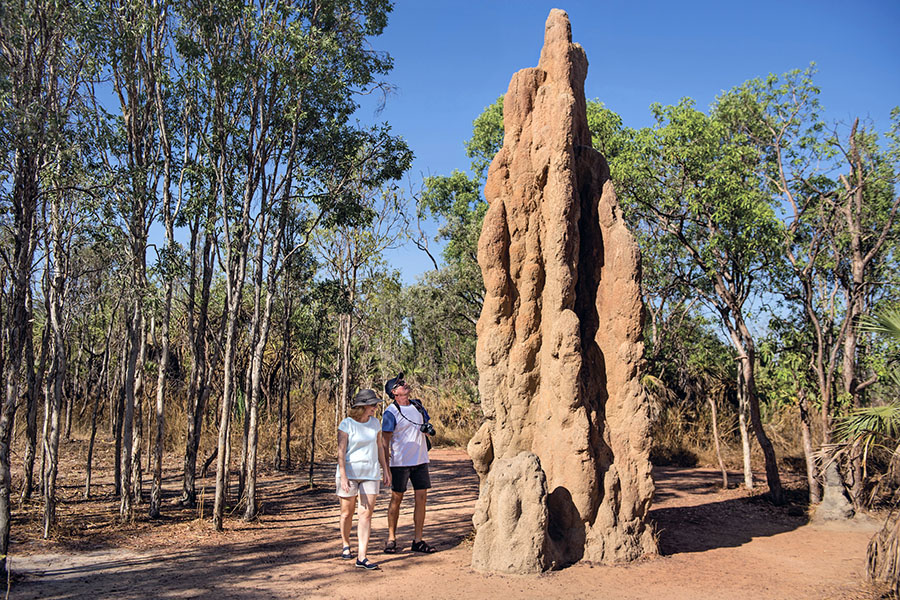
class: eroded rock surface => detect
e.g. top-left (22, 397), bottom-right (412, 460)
top-left (469, 8), bottom-right (656, 573)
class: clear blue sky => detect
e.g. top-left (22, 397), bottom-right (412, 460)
top-left (361, 0), bottom-right (900, 282)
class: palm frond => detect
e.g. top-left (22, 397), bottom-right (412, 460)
top-left (835, 403), bottom-right (900, 442)
top-left (858, 307), bottom-right (900, 340)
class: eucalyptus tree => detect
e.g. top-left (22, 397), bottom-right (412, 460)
top-left (718, 68), bottom-right (900, 446)
top-left (316, 180), bottom-right (410, 426)
top-left (0, 0), bottom-right (92, 570)
top-left (175, 0), bottom-right (260, 529)
top-left (613, 99), bottom-right (785, 502)
top-left (40, 87), bottom-right (104, 533)
top-left (295, 279), bottom-right (347, 487)
top-left (36, 16), bottom-right (111, 528)
top-left (174, 0), bottom-right (410, 529)
top-left (143, 0), bottom-right (190, 519)
top-left (91, 0), bottom-right (175, 517)
top-left (717, 68), bottom-right (900, 504)
top-left (176, 100), bottom-right (217, 507)
top-left (42, 173), bottom-right (95, 537)
top-left (242, 44), bottom-right (410, 524)
top-left (272, 243), bottom-right (318, 471)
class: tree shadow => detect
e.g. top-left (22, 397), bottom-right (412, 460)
top-left (11, 450), bottom-right (480, 599)
top-left (650, 467), bottom-right (808, 555)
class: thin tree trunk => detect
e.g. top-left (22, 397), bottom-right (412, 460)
top-left (65, 343), bottom-right (81, 440)
top-left (739, 342), bottom-right (784, 504)
top-left (244, 210), bottom-right (284, 520)
top-left (181, 223), bottom-right (212, 507)
top-left (282, 302), bottom-right (292, 471)
top-left (120, 302), bottom-right (141, 518)
top-left (43, 196), bottom-right (68, 535)
top-left (39, 355), bottom-right (52, 499)
top-left (113, 341), bottom-right (126, 496)
top-left (339, 312), bottom-right (351, 420)
top-left (43, 268), bottom-right (65, 537)
top-left (214, 298), bottom-right (242, 530)
top-left (307, 325), bottom-right (323, 488)
top-left (150, 279), bottom-right (173, 518)
top-left (285, 367), bottom-right (292, 471)
top-left (798, 388), bottom-right (821, 503)
top-left (238, 355), bottom-right (253, 502)
top-left (708, 393), bottom-right (728, 489)
top-left (132, 316), bottom-right (147, 504)
top-left (737, 369), bottom-right (753, 490)
top-left (84, 386), bottom-right (102, 499)
top-left (276, 297), bottom-right (290, 470)
top-left (275, 367), bottom-right (284, 470)
top-left (22, 283), bottom-right (47, 501)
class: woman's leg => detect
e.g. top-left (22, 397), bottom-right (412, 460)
top-left (356, 489), bottom-right (378, 561)
top-left (340, 495), bottom-right (357, 548)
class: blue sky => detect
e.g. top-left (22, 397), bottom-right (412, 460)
top-left (361, 0), bottom-right (900, 282)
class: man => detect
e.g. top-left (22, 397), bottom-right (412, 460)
top-left (381, 372), bottom-right (436, 553)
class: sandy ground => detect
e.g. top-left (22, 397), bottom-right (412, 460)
top-left (7, 447), bottom-right (884, 599)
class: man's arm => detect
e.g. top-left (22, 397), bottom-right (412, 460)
top-left (382, 431), bottom-right (393, 462)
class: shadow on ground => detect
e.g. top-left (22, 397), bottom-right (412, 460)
top-left (650, 466), bottom-right (808, 555)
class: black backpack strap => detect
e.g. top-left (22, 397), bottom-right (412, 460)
top-left (410, 398), bottom-right (429, 422)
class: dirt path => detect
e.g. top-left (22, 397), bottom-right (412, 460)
top-left (10, 448), bottom-right (881, 599)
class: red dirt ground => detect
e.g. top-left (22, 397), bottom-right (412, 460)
top-left (7, 444), bottom-right (885, 599)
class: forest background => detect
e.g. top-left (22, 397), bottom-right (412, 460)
top-left (1, 0), bottom-right (899, 581)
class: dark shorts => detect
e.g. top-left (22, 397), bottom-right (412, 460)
top-left (390, 463), bottom-right (431, 493)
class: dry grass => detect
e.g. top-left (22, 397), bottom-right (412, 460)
top-left (411, 380), bottom-right (482, 448)
top-left (23, 377), bottom-right (826, 496)
top-left (650, 399), bottom-right (822, 476)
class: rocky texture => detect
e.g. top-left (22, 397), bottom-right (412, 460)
top-left (812, 462), bottom-right (855, 522)
top-left (468, 9), bottom-right (656, 573)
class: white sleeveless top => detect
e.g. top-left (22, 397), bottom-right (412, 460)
top-left (335, 416), bottom-right (381, 480)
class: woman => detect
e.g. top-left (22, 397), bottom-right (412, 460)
top-left (336, 388), bottom-right (391, 570)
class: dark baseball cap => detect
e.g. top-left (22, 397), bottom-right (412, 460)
top-left (351, 388), bottom-right (382, 408)
top-left (384, 372), bottom-right (405, 400)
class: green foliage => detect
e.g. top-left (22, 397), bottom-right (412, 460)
top-left (586, 99), bottom-right (626, 159)
top-left (464, 96), bottom-right (504, 181)
top-left (614, 98), bottom-right (780, 294)
top-left (420, 171), bottom-right (486, 269)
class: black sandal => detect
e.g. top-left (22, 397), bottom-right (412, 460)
top-left (383, 539), bottom-right (397, 554)
top-left (410, 540), bottom-right (436, 553)
top-left (341, 546), bottom-right (353, 559)
top-left (355, 558), bottom-right (380, 570)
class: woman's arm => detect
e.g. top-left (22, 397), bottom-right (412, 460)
top-left (377, 430), bottom-right (391, 486)
top-left (337, 429), bottom-right (350, 492)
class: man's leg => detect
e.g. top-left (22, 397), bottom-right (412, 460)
top-left (413, 488), bottom-right (427, 542)
top-left (387, 490), bottom-right (403, 543)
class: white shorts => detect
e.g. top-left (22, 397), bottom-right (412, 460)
top-left (335, 478), bottom-right (380, 498)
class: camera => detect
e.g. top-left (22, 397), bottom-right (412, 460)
top-left (419, 422), bottom-right (436, 436)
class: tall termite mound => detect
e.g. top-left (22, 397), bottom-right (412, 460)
top-left (468, 8), bottom-right (657, 574)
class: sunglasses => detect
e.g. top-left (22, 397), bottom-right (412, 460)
top-left (392, 380), bottom-right (407, 390)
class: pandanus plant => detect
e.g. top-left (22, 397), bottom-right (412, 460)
top-left (833, 306), bottom-right (900, 594)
